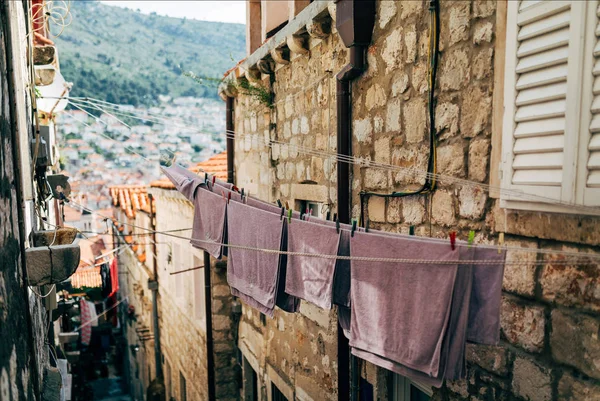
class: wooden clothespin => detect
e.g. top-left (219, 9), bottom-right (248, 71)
top-left (365, 219), bottom-right (370, 233)
top-left (409, 225), bottom-right (415, 236)
top-left (288, 209), bottom-right (292, 223)
top-left (468, 230), bottom-right (475, 246)
top-left (351, 219), bottom-right (358, 237)
top-left (449, 231), bottom-right (457, 250)
top-left (498, 233), bottom-right (505, 254)
top-left (285, 201), bottom-right (290, 210)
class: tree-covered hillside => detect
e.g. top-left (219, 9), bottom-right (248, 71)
top-left (53, 1), bottom-right (245, 106)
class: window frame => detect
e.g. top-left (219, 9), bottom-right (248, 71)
top-left (392, 374), bottom-right (433, 401)
top-left (500, 0), bottom-right (599, 214)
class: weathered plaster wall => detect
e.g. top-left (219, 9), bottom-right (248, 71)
top-left (232, 1), bottom-right (600, 400)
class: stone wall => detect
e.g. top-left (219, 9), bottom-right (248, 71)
top-left (0, 3), bottom-right (47, 400)
top-left (230, 1), bottom-right (600, 400)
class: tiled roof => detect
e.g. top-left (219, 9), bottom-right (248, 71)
top-left (108, 185), bottom-right (152, 218)
top-left (150, 151), bottom-right (228, 190)
top-left (71, 266), bottom-right (102, 289)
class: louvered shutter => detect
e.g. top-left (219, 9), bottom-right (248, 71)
top-left (502, 0), bottom-right (586, 207)
top-left (581, 1), bottom-right (600, 205)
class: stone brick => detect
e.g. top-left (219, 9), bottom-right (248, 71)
top-left (364, 169), bottom-right (388, 190)
top-left (405, 25), bottom-right (417, 63)
top-left (292, 118), bottom-right (300, 135)
top-left (512, 357), bottom-right (552, 401)
top-left (400, 0), bottom-right (423, 20)
top-left (473, 48), bottom-right (494, 80)
top-left (368, 196), bottom-right (386, 223)
top-left (468, 138), bottom-right (490, 182)
top-left (448, 2), bottom-right (470, 45)
top-left (500, 297), bottom-right (545, 353)
top-left (402, 197), bottom-right (425, 225)
top-left (301, 116), bottom-right (309, 135)
top-left (447, 378), bottom-right (469, 398)
top-left (365, 84), bottom-right (387, 109)
top-left (432, 190), bottom-right (455, 226)
top-left (437, 142), bottom-right (466, 177)
top-left (473, 21), bottom-right (493, 45)
top-left (461, 85), bottom-right (492, 137)
top-left (387, 198), bottom-right (402, 224)
top-left (503, 239), bottom-right (538, 297)
top-left (540, 255), bottom-right (600, 312)
top-left (404, 98), bottom-right (426, 143)
top-left (436, 102), bottom-right (459, 138)
top-left (378, 0), bottom-right (397, 29)
top-left (466, 343), bottom-right (508, 376)
top-left (374, 137), bottom-right (391, 164)
top-left (412, 63), bottom-right (428, 94)
top-left (439, 48), bottom-right (470, 91)
top-left (558, 373), bottom-right (600, 401)
top-left (473, 0), bottom-right (496, 18)
top-left (354, 118), bottom-right (373, 143)
top-left (283, 120), bottom-right (292, 138)
top-left (383, 28), bottom-right (403, 73)
top-left (551, 310), bottom-right (600, 380)
top-left (458, 186), bottom-right (487, 220)
top-left (386, 99), bottom-right (402, 133)
top-left (391, 73), bottom-right (409, 97)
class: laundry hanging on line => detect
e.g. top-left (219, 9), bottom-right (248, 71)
top-left (162, 164), bottom-right (506, 387)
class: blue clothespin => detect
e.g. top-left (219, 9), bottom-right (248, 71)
top-left (468, 230), bottom-right (475, 246)
top-left (326, 211), bottom-right (331, 221)
top-left (277, 199), bottom-right (282, 208)
top-left (409, 225), bottom-right (415, 236)
top-left (336, 217), bottom-right (340, 234)
top-left (351, 219), bottom-right (357, 237)
top-left (280, 207), bottom-right (285, 221)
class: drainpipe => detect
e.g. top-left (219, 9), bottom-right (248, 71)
top-left (203, 250), bottom-right (216, 400)
top-left (335, 1), bottom-right (375, 400)
top-left (147, 194), bottom-right (162, 380)
top-left (226, 96), bottom-right (235, 184)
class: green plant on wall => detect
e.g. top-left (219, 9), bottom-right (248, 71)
top-left (181, 69), bottom-right (273, 108)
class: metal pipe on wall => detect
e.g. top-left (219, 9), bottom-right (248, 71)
top-left (226, 96), bottom-right (235, 184)
top-left (335, 1), bottom-right (375, 400)
top-left (147, 193), bottom-right (163, 380)
top-left (204, 250), bottom-right (216, 400)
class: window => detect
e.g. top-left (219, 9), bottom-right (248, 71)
top-left (179, 372), bottom-right (187, 401)
top-left (501, 0), bottom-right (600, 213)
top-left (193, 254), bottom-right (205, 321)
top-left (271, 383), bottom-right (288, 401)
top-left (243, 356), bottom-right (259, 401)
top-left (392, 374), bottom-right (432, 401)
top-left (296, 200), bottom-right (324, 219)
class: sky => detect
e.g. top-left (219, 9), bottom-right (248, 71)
top-left (101, 1), bottom-right (246, 24)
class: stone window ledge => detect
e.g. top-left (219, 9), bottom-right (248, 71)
top-left (220, 1), bottom-right (334, 97)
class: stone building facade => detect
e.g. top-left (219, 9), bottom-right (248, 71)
top-left (220, 1), bottom-right (600, 400)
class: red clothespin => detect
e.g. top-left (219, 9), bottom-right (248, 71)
top-left (449, 231), bottom-right (457, 250)
top-left (212, 176), bottom-right (216, 186)
top-left (227, 192), bottom-right (231, 204)
top-left (232, 185), bottom-right (239, 192)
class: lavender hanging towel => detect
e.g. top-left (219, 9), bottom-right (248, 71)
top-left (285, 219), bottom-right (341, 309)
top-left (468, 247), bottom-right (506, 345)
top-left (245, 196), bottom-right (301, 219)
top-left (226, 201), bottom-right (286, 317)
top-left (191, 187), bottom-right (227, 259)
top-left (276, 219), bottom-right (300, 313)
top-left (349, 231), bottom-right (459, 378)
top-left (351, 246), bottom-right (474, 387)
top-left (161, 164), bottom-right (206, 201)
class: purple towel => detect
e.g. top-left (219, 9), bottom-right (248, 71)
top-left (245, 196), bottom-right (301, 219)
top-left (349, 231), bottom-right (459, 378)
top-left (351, 246), bottom-right (474, 387)
top-left (191, 187), bottom-right (227, 259)
top-left (468, 248), bottom-right (506, 345)
top-left (226, 201), bottom-right (296, 317)
top-left (161, 164), bottom-right (206, 201)
top-left (285, 219), bottom-right (341, 309)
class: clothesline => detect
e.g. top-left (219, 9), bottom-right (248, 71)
top-left (67, 200), bottom-right (600, 266)
top-left (55, 95), bottom-right (600, 216)
top-left (73, 296), bottom-right (129, 332)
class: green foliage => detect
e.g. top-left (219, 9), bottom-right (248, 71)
top-left (52, 1), bottom-right (245, 106)
top-left (236, 78), bottom-right (273, 108)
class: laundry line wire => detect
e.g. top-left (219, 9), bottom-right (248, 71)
top-left (72, 296), bottom-right (129, 333)
top-left (59, 96), bottom-right (600, 215)
top-left (67, 199), bottom-right (600, 266)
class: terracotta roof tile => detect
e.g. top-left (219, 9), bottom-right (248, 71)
top-left (107, 185), bottom-right (153, 217)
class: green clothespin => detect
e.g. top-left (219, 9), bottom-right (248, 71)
top-left (409, 225), bottom-right (415, 236)
top-left (468, 230), bottom-right (475, 246)
top-left (288, 209), bottom-right (292, 223)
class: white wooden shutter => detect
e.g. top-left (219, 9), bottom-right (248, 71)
top-left (502, 0), bottom-right (586, 208)
top-left (579, 1), bottom-right (600, 206)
